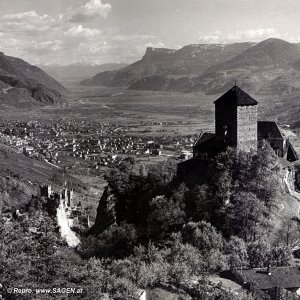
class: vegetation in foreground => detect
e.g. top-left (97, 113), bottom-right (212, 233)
top-left (1, 144), bottom-right (300, 299)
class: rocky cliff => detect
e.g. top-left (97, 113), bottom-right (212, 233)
top-left (89, 186), bottom-right (117, 234)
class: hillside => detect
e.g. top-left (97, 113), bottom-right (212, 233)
top-left (293, 59), bottom-right (300, 71)
top-left (0, 52), bottom-right (68, 107)
top-left (81, 42), bottom-right (254, 87)
top-left (0, 141), bottom-right (84, 212)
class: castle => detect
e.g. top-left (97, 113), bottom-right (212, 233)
top-left (178, 85), bottom-right (299, 185)
top-left (40, 184), bottom-right (91, 228)
top-left (41, 184), bottom-right (74, 207)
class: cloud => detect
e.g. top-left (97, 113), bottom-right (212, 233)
top-left (25, 40), bottom-right (64, 52)
top-left (227, 28), bottom-right (279, 41)
top-left (0, 5), bottom-right (164, 65)
top-left (0, 10), bottom-right (58, 34)
top-left (0, 10), bottom-right (65, 64)
top-left (69, 0), bottom-right (111, 23)
top-left (65, 25), bottom-right (102, 37)
top-left (198, 28), bottom-right (280, 44)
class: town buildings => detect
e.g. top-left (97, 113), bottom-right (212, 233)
top-left (223, 266), bottom-right (300, 300)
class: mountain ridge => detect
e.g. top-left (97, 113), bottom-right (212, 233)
top-left (80, 38), bottom-right (300, 97)
top-left (80, 42), bottom-right (255, 87)
top-left (206, 38), bottom-right (300, 73)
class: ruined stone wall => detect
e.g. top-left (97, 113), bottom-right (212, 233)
top-left (41, 185), bottom-right (52, 198)
top-left (237, 105), bottom-right (257, 152)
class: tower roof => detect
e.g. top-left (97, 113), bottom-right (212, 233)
top-left (214, 85), bottom-right (258, 106)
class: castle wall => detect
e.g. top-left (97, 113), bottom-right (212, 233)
top-left (237, 105), bottom-right (257, 152)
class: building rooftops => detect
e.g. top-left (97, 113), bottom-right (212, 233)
top-left (230, 267), bottom-right (300, 290)
top-left (214, 85), bottom-right (258, 106)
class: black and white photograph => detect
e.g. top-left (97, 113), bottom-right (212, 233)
top-left (1, 0), bottom-right (300, 299)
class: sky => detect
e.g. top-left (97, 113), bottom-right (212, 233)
top-left (0, 0), bottom-right (299, 65)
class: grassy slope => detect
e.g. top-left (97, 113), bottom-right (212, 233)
top-left (0, 141), bottom-right (88, 211)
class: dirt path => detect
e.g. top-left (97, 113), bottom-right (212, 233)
top-left (56, 203), bottom-right (80, 247)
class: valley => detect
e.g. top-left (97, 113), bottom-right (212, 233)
top-left (2, 36), bottom-right (300, 300)
top-left (1, 83), bottom-right (299, 219)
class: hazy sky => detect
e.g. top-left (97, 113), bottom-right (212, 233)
top-left (0, 0), bottom-right (299, 65)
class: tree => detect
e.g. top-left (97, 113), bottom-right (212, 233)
top-left (181, 221), bottom-right (228, 272)
top-left (185, 184), bottom-right (211, 222)
top-left (270, 244), bottom-right (293, 267)
top-left (247, 240), bottom-right (271, 268)
top-left (182, 221), bottom-right (224, 254)
top-left (227, 236), bottom-right (248, 270)
top-left (275, 216), bottom-right (300, 248)
top-left (147, 196), bottom-right (185, 240)
top-left (228, 192), bottom-right (270, 242)
top-left (82, 223), bottom-right (137, 258)
top-left (249, 141), bottom-right (280, 208)
top-left (207, 146), bottom-right (280, 237)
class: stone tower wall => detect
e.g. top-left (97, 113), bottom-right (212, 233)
top-left (215, 102), bottom-right (237, 146)
top-left (237, 105), bottom-right (257, 152)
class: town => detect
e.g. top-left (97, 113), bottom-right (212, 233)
top-left (0, 118), bottom-right (196, 176)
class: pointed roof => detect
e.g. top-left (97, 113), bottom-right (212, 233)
top-left (214, 85), bottom-right (258, 106)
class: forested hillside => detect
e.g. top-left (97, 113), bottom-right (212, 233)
top-left (1, 144), bottom-right (300, 299)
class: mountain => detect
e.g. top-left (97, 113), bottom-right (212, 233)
top-left (0, 52), bottom-right (67, 107)
top-left (126, 38), bottom-right (300, 95)
top-left (80, 42), bottom-right (255, 87)
top-left (39, 63), bottom-right (128, 82)
top-left (206, 38), bottom-right (300, 73)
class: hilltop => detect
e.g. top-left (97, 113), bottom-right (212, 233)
top-left (0, 52), bottom-right (68, 107)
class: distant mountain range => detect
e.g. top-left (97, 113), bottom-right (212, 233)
top-left (0, 52), bottom-right (67, 107)
top-left (81, 42), bottom-right (254, 87)
top-left (39, 63), bottom-right (128, 83)
top-left (80, 38), bottom-right (300, 96)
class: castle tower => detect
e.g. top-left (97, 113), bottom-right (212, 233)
top-left (41, 185), bottom-right (52, 198)
top-left (62, 188), bottom-right (68, 206)
top-left (214, 85), bottom-right (258, 152)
